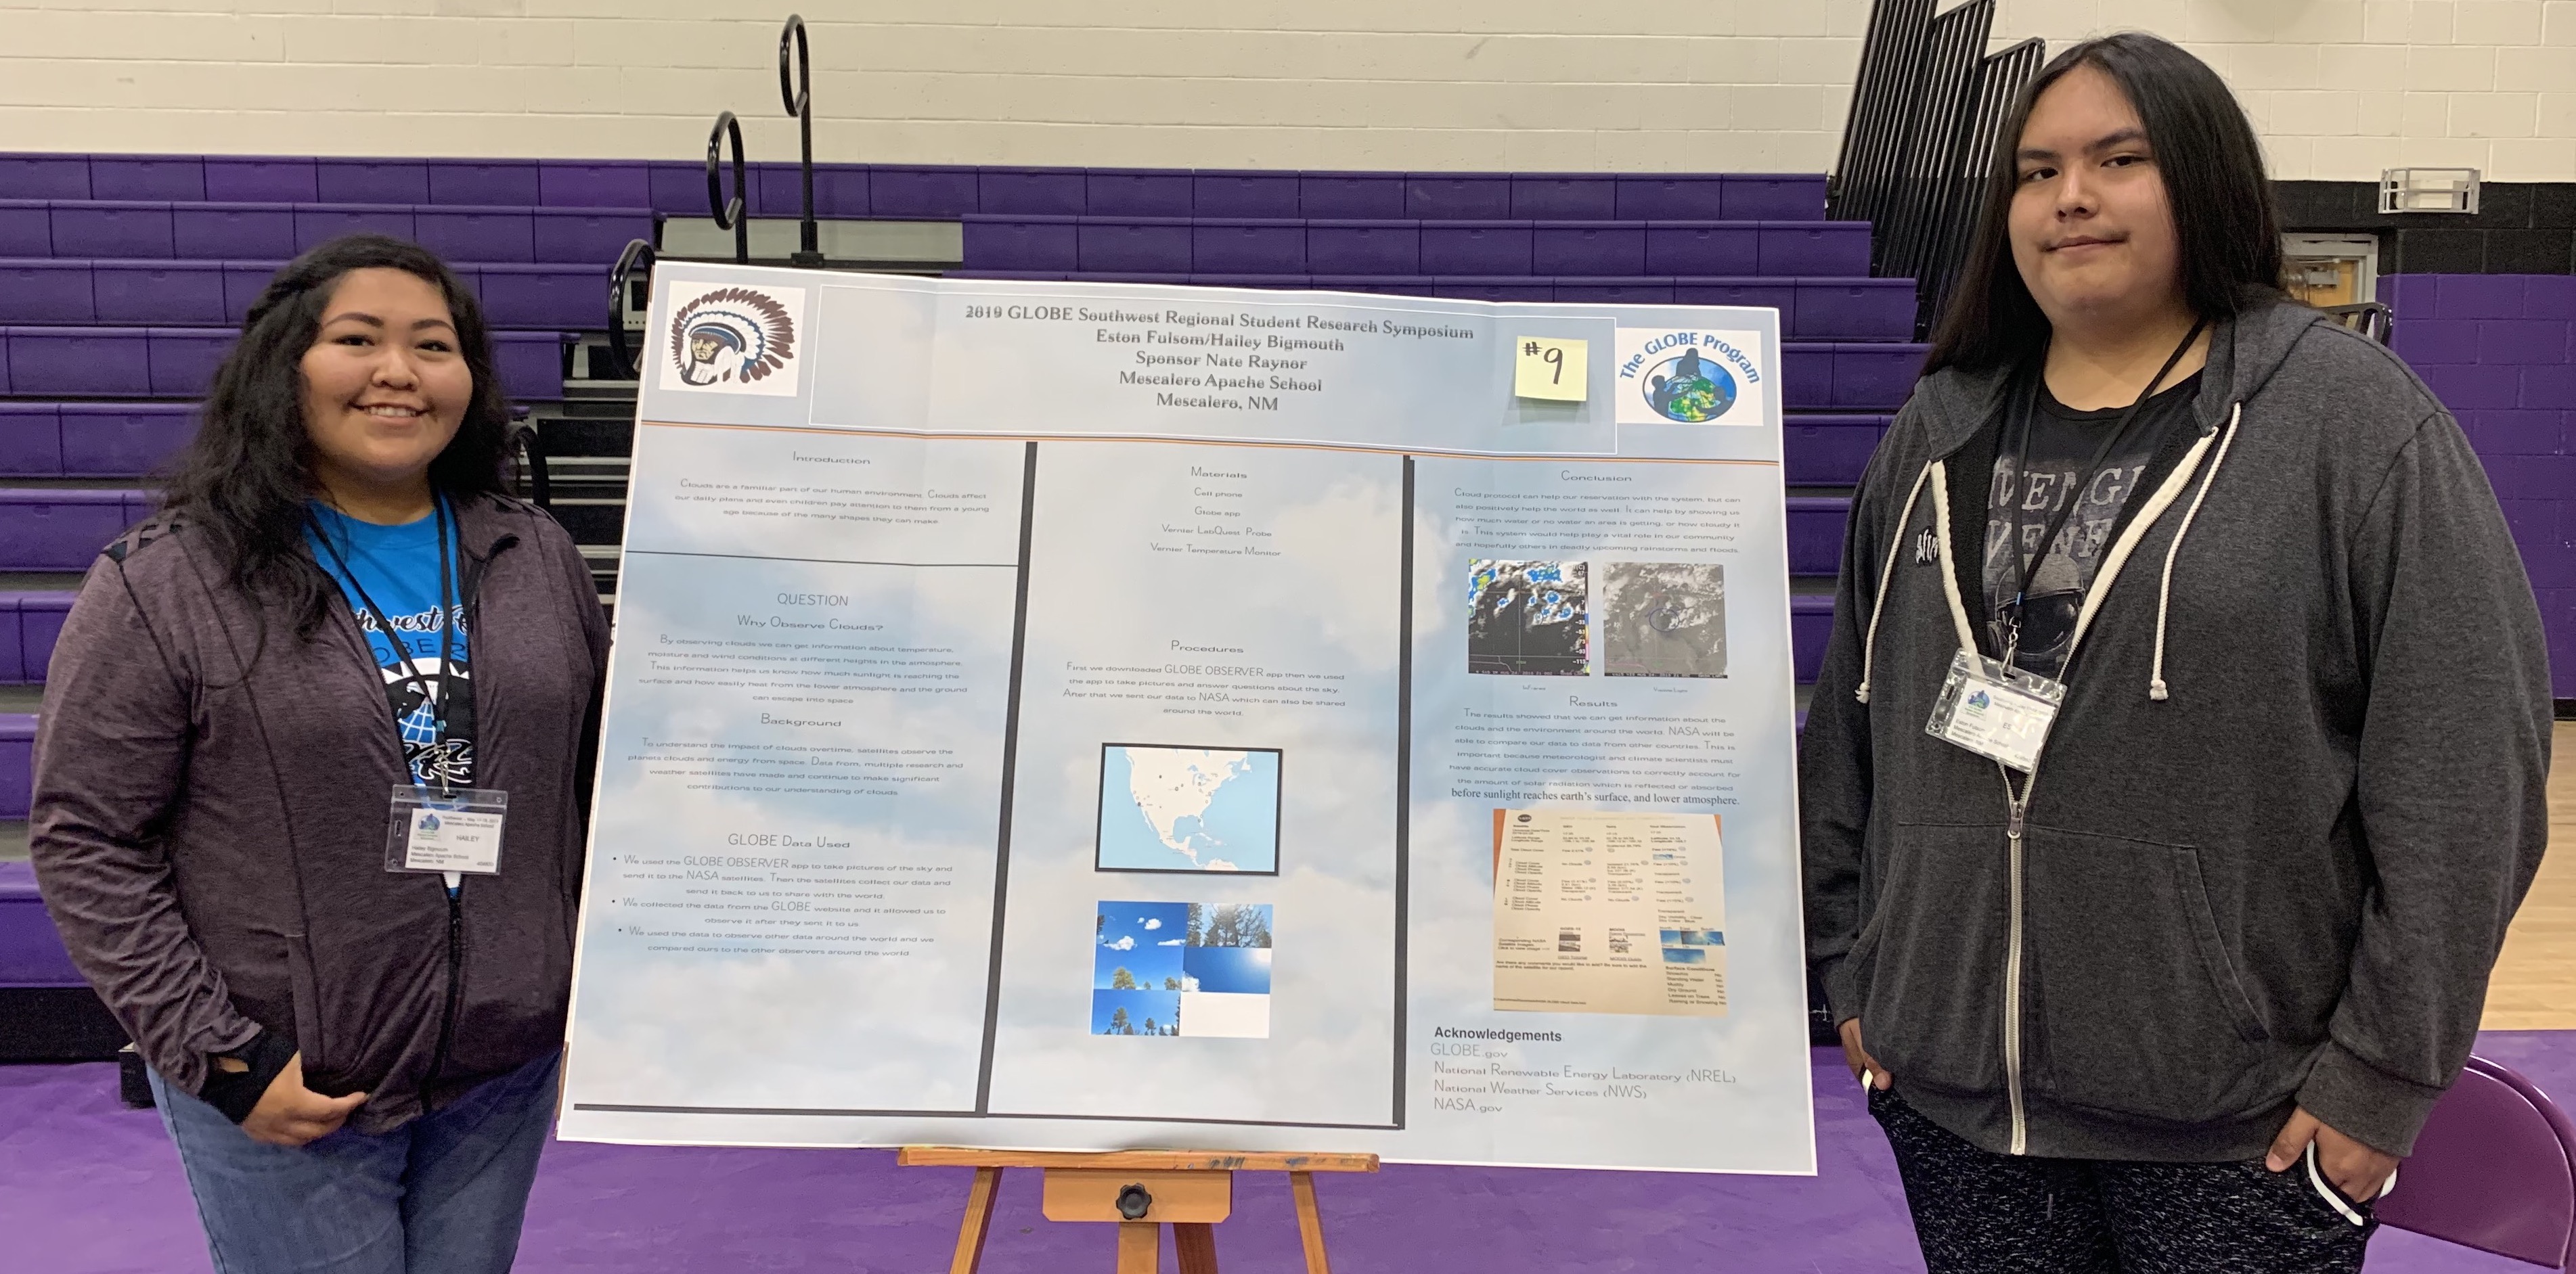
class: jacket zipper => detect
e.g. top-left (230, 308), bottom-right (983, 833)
top-left (1919, 424), bottom-right (2225, 1156)
top-left (422, 527), bottom-right (518, 1101)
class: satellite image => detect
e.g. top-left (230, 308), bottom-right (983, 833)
top-left (1467, 559), bottom-right (1590, 676)
top-left (1601, 562), bottom-right (1728, 678)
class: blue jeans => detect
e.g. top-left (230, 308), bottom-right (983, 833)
top-left (150, 1051), bottom-right (559, 1274)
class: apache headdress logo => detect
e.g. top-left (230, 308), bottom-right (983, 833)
top-left (667, 286), bottom-right (799, 388)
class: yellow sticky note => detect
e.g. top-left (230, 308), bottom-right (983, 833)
top-left (1513, 336), bottom-right (1589, 402)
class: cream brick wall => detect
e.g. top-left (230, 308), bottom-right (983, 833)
top-left (0, 0), bottom-right (2569, 179)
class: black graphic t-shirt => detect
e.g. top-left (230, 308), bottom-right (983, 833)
top-left (1983, 370), bottom-right (2202, 679)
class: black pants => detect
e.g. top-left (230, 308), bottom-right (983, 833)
top-left (1870, 1087), bottom-right (2374, 1273)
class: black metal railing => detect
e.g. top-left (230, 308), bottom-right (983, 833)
top-left (1829, 0), bottom-right (2045, 337)
top-left (605, 237), bottom-right (656, 380)
top-left (779, 14), bottom-right (822, 267)
top-left (706, 109), bottom-right (750, 265)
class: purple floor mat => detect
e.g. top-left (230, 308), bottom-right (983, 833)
top-left (4, 1037), bottom-right (2567, 1272)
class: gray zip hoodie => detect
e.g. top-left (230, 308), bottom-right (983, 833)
top-left (1800, 300), bottom-right (2552, 1162)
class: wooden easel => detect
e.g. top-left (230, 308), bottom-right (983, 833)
top-left (897, 1147), bottom-right (1379, 1274)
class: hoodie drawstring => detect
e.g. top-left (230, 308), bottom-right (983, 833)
top-left (2147, 402), bottom-right (2242, 702)
top-left (1855, 461), bottom-right (1934, 705)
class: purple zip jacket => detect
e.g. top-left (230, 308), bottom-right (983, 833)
top-left (30, 493), bottom-right (608, 1133)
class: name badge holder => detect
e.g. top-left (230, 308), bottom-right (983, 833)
top-left (1925, 648), bottom-right (2064, 773)
top-left (386, 787), bottom-right (511, 876)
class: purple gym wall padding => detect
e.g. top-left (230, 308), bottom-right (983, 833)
top-left (1785, 415), bottom-right (1891, 486)
top-left (1193, 171), bottom-right (1301, 219)
top-left (0, 405), bottom-right (62, 477)
top-left (52, 202), bottom-right (175, 258)
top-left (0, 489), bottom-right (134, 571)
top-left (5, 327), bottom-right (148, 396)
top-left (173, 204), bottom-right (296, 259)
top-left (0, 595), bottom-right (19, 683)
top-left (428, 160), bottom-right (543, 208)
top-left (16, 593), bottom-right (68, 685)
top-left (1075, 219), bottom-right (1193, 273)
top-left (2385, 272), bottom-right (2574, 699)
top-left (0, 204), bottom-right (49, 256)
top-left (1087, 170), bottom-right (1193, 218)
top-left (2374, 1055), bottom-right (2576, 1269)
top-left (1191, 220), bottom-right (1305, 274)
top-left (59, 405), bottom-right (196, 478)
top-left (1792, 593), bottom-right (1834, 683)
top-left (978, 168), bottom-right (1086, 217)
top-left (89, 157), bottom-right (205, 202)
top-left (94, 262), bottom-right (227, 325)
top-left (1298, 173), bottom-right (1406, 219)
top-left (1785, 497), bottom-right (1850, 576)
top-left (962, 217), bottom-right (1080, 272)
top-left (1405, 174), bottom-right (1512, 220)
top-left (1512, 175), bottom-right (1618, 220)
top-left (0, 261), bottom-right (94, 323)
top-left (0, 862), bottom-right (84, 987)
top-left (0, 155), bottom-right (89, 200)
top-left (0, 714), bottom-right (28, 821)
top-left (317, 159), bottom-right (429, 206)
top-left (1533, 223), bottom-right (1647, 276)
top-left (203, 157), bottom-right (317, 203)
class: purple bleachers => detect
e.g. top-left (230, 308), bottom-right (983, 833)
top-left (1535, 223), bottom-right (1646, 275)
top-left (1786, 497), bottom-right (1851, 576)
top-left (1308, 222), bottom-right (1420, 274)
top-left (1792, 593), bottom-right (1835, 683)
top-left (0, 327), bottom-right (571, 400)
top-left (1192, 220), bottom-right (1306, 274)
top-left (0, 715), bottom-right (31, 821)
top-left (2, 260), bottom-right (603, 329)
top-left (0, 404), bottom-right (196, 478)
top-left (4, 156), bottom-right (1828, 222)
top-left (0, 861), bottom-right (83, 986)
top-left (0, 593), bottom-right (71, 685)
top-left (0, 489), bottom-right (133, 570)
top-left (1785, 415), bottom-right (1891, 486)
top-left (7, 201), bottom-right (650, 265)
top-left (1421, 223), bottom-right (1534, 274)
top-left (1077, 219), bottom-right (1193, 273)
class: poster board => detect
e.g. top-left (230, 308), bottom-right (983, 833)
top-left (558, 264), bottom-right (1815, 1174)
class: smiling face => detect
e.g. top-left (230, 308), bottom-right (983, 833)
top-left (298, 267), bottom-right (472, 505)
top-left (2008, 64), bottom-right (2185, 332)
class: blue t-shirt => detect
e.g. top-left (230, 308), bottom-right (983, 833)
top-left (307, 501), bottom-right (474, 790)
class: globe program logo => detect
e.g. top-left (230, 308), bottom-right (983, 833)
top-left (1613, 328), bottom-right (1769, 428)
top-left (659, 283), bottom-right (806, 396)
top-left (1640, 348), bottom-right (1737, 422)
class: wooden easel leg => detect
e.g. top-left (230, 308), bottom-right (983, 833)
top-left (1115, 1221), bottom-right (1161, 1273)
top-left (949, 1166), bottom-right (1002, 1274)
top-left (1172, 1221), bottom-right (1220, 1273)
top-left (1288, 1171), bottom-right (1330, 1274)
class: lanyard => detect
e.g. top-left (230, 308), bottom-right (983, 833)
top-left (312, 497), bottom-right (459, 796)
top-left (1999, 318), bottom-right (2207, 668)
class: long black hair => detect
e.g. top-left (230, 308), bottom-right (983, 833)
top-left (1922, 32), bottom-right (2285, 374)
top-left (160, 234), bottom-right (512, 637)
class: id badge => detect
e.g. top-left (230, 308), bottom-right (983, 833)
top-left (1924, 648), bottom-right (2065, 773)
top-left (385, 787), bottom-right (509, 875)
